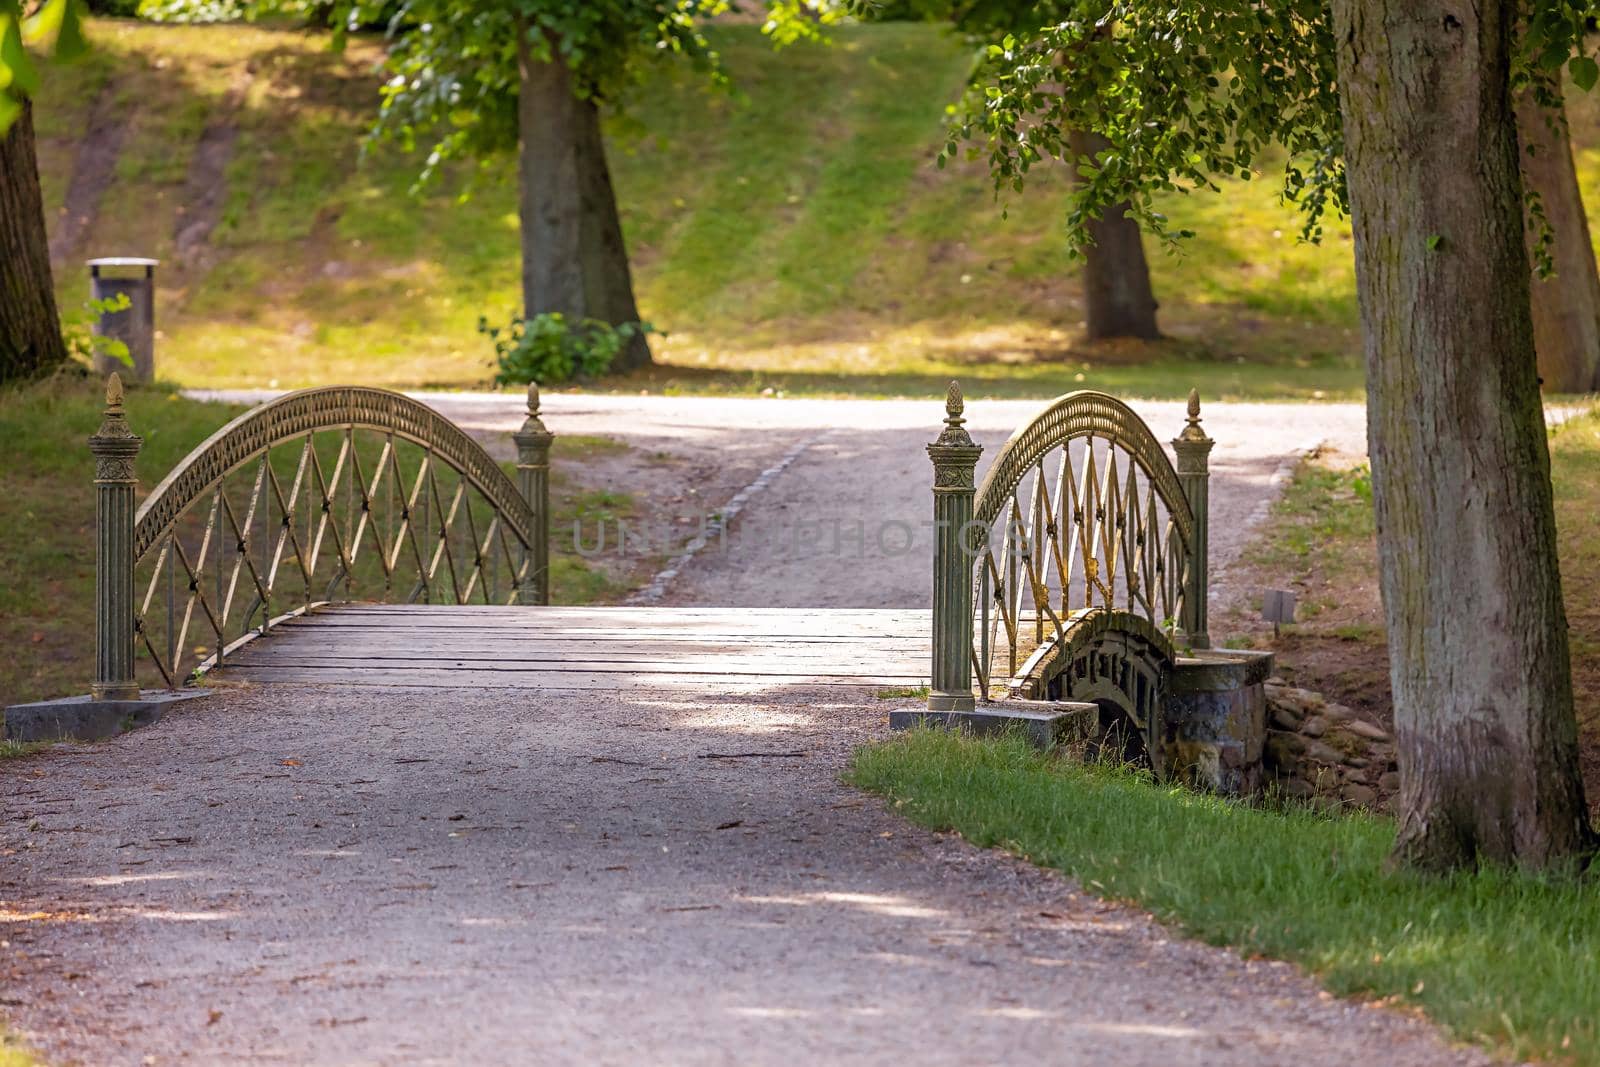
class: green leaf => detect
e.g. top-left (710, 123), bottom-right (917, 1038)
top-left (1571, 54), bottom-right (1599, 92)
top-left (1426, 234), bottom-right (1443, 251)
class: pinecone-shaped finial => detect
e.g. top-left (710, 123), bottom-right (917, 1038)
top-left (526, 380), bottom-right (541, 417)
top-left (106, 371), bottom-right (125, 412)
top-left (931, 379), bottom-right (976, 450)
top-left (1175, 386), bottom-right (1212, 447)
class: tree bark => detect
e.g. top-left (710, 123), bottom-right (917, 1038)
top-left (1332, 0), bottom-right (1594, 871)
top-left (0, 98), bottom-right (69, 384)
top-left (1514, 88), bottom-right (1600, 394)
top-left (1069, 129), bottom-right (1160, 341)
top-left (574, 95), bottom-right (651, 371)
top-left (515, 29), bottom-right (652, 370)
top-left (517, 28), bottom-right (585, 322)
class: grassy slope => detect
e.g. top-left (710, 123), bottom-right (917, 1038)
top-left (850, 731), bottom-right (1600, 1066)
top-left (32, 19), bottom-right (1372, 399)
top-left (0, 376), bottom-right (634, 709)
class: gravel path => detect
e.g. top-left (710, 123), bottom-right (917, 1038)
top-left (1, 685), bottom-right (1488, 1066)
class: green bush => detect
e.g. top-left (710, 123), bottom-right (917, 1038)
top-left (481, 312), bottom-right (650, 386)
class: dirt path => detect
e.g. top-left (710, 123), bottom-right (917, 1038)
top-left (47, 84), bottom-right (128, 269)
top-left (1, 684), bottom-right (1487, 1066)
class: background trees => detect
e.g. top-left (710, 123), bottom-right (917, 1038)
top-left (316, 1), bottom-right (839, 375)
top-left (955, 0), bottom-right (1596, 871)
top-left (882, 0), bottom-right (1161, 341)
top-left (0, 0), bottom-right (84, 384)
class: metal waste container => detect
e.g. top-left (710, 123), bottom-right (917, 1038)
top-left (88, 257), bottom-right (158, 383)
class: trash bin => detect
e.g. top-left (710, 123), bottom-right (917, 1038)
top-left (88, 257), bottom-right (158, 383)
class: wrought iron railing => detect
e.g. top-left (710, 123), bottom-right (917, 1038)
top-left (925, 383), bottom-right (1212, 710)
top-left (87, 377), bottom-right (552, 696)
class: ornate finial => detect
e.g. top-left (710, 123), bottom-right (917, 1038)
top-left (931, 379), bottom-right (978, 451)
top-left (945, 380), bottom-right (964, 426)
top-left (90, 371), bottom-right (141, 466)
top-left (526, 380), bottom-right (541, 416)
top-left (1174, 386), bottom-right (1212, 449)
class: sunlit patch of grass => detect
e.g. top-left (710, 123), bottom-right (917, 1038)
top-left (874, 685), bottom-right (930, 700)
top-left (0, 1028), bottom-right (43, 1067)
top-left (1550, 412), bottom-right (1600, 747)
top-left (35, 19), bottom-right (1377, 398)
top-left (850, 729), bottom-right (1600, 1065)
top-left (0, 740), bottom-right (52, 760)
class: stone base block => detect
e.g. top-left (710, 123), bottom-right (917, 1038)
top-left (890, 701), bottom-right (1099, 749)
top-left (4, 689), bottom-right (210, 742)
top-left (1165, 649), bottom-right (1275, 794)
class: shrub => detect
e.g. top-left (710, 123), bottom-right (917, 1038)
top-left (481, 312), bottom-right (651, 386)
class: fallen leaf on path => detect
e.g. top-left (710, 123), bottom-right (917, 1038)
top-left (279, 759), bottom-right (301, 767)
top-left (715, 820), bottom-right (743, 830)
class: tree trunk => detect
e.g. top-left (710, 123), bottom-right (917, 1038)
top-left (517, 28), bottom-right (585, 322)
top-left (1069, 129), bottom-right (1160, 341)
top-left (1514, 88), bottom-right (1600, 394)
top-left (1331, 0), bottom-right (1594, 871)
top-left (574, 96), bottom-right (652, 371)
top-left (515, 29), bottom-right (652, 371)
top-left (0, 98), bottom-right (69, 384)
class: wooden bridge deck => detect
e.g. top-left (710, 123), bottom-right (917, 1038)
top-left (218, 605), bottom-right (931, 691)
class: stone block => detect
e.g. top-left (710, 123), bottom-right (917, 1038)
top-left (891, 701), bottom-right (1098, 750)
top-left (5, 690), bottom-right (209, 742)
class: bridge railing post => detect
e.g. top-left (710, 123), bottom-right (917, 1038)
top-left (512, 383), bottom-right (554, 605)
top-left (89, 373), bottom-right (143, 699)
top-left (1172, 388), bottom-right (1214, 650)
top-left (927, 381), bottom-right (984, 711)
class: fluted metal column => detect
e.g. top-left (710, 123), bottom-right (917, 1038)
top-left (512, 382), bottom-right (554, 605)
top-left (89, 373), bottom-right (143, 699)
top-left (927, 381), bottom-right (983, 712)
top-left (1173, 388), bottom-right (1214, 650)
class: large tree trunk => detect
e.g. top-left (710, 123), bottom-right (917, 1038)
top-left (515, 30), bottom-right (652, 371)
top-left (0, 98), bottom-right (69, 384)
top-left (574, 96), bottom-right (651, 372)
top-left (1332, 0), bottom-right (1594, 871)
top-left (1069, 129), bottom-right (1160, 341)
top-left (1514, 88), bottom-right (1600, 394)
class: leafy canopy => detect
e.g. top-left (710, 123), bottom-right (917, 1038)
top-left (946, 1), bottom-right (1600, 255)
top-left (308, 0), bottom-right (846, 185)
top-left (0, 0), bottom-right (86, 132)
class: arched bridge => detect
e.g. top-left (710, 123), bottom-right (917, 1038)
top-left (41, 375), bottom-right (1271, 793)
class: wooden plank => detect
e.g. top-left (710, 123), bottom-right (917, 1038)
top-left (227, 656), bottom-right (928, 676)
top-left (273, 616), bottom-right (929, 634)
top-left (230, 647), bottom-right (925, 666)
top-left (222, 604), bottom-right (935, 692)
top-left (219, 665), bottom-right (924, 688)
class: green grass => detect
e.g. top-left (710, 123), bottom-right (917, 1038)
top-left (28, 18), bottom-right (1384, 399)
top-left (0, 1031), bottom-right (42, 1067)
top-left (850, 729), bottom-right (1600, 1064)
top-left (0, 375), bottom-right (634, 708)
